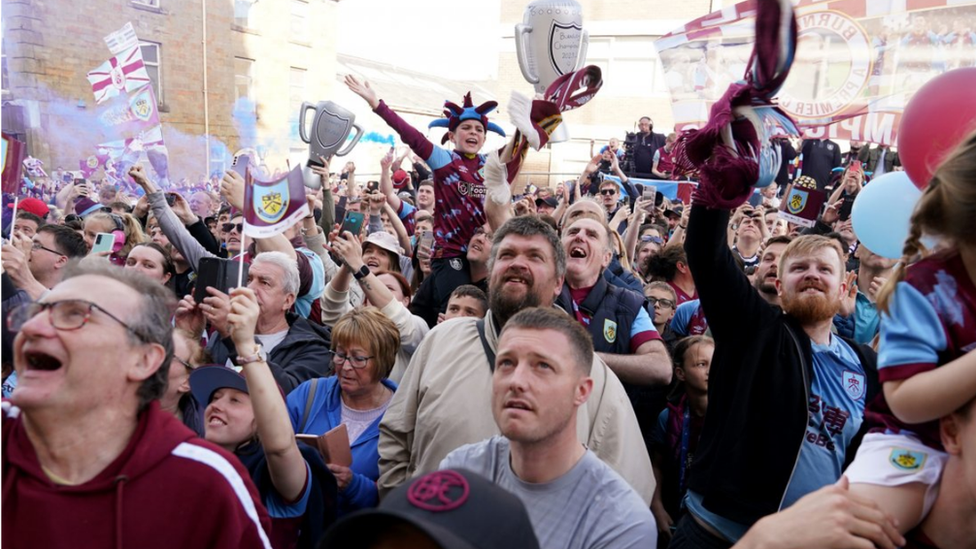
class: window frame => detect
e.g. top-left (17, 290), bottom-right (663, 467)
top-left (139, 40), bottom-right (163, 105)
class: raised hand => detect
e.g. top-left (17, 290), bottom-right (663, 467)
top-left (343, 75), bottom-right (379, 109)
top-left (227, 287), bottom-right (261, 351)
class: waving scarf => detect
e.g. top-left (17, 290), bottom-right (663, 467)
top-left (672, 0), bottom-right (799, 208)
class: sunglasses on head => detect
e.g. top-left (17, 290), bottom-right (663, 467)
top-left (600, 189), bottom-right (617, 196)
top-left (222, 222), bottom-right (243, 233)
top-left (641, 235), bottom-right (664, 244)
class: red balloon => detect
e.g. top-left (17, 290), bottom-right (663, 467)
top-left (898, 67), bottom-right (976, 190)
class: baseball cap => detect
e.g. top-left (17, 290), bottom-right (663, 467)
top-left (190, 364), bottom-right (285, 405)
top-left (318, 469), bottom-right (540, 549)
top-left (363, 231), bottom-right (403, 257)
top-left (392, 169), bottom-right (409, 188)
top-left (535, 196), bottom-right (558, 209)
top-left (189, 365), bottom-right (249, 405)
top-left (8, 197), bottom-right (50, 219)
top-left (664, 205), bottom-right (683, 219)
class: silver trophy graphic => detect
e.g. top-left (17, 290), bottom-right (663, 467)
top-left (299, 101), bottom-right (364, 190)
top-left (515, 0), bottom-right (589, 93)
top-left (514, 0), bottom-right (589, 142)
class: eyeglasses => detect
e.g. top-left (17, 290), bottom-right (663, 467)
top-left (600, 189), bottom-right (618, 196)
top-left (31, 242), bottom-right (65, 257)
top-left (7, 299), bottom-right (149, 342)
top-left (221, 223), bottom-right (243, 233)
top-left (646, 297), bottom-right (676, 309)
top-left (332, 350), bottom-right (374, 369)
top-left (640, 236), bottom-right (664, 245)
top-left (173, 355), bottom-right (194, 373)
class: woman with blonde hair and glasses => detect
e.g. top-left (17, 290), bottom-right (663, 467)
top-left (285, 307), bottom-right (399, 514)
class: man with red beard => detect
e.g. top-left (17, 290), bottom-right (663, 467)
top-left (672, 235), bottom-right (792, 338)
top-left (671, 204), bottom-right (883, 548)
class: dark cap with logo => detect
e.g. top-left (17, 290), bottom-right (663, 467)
top-left (318, 469), bottom-right (540, 549)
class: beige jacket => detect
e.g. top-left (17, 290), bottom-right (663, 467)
top-left (377, 310), bottom-right (655, 504)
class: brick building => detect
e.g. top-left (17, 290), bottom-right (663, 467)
top-left (1, 0), bottom-right (339, 180)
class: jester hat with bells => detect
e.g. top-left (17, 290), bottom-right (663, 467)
top-left (428, 92), bottom-right (506, 145)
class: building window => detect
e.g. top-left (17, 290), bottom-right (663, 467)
top-left (289, 68), bottom-right (306, 114)
top-left (139, 41), bottom-right (162, 104)
top-left (289, 67), bottom-right (307, 143)
top-left (290, 0), bottom-right (308, 42)
top-left (1, 46), bottom-right (8, 92)
top-left (234, 0), bottom-right (256, 29)
top-left (131, 0), bottom-right (160, 7)
top-left (210, 144), bottom-right (227, 177)
top-left (235, 57), bottom-right (255, 110)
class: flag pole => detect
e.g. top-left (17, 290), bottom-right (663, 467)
top-left (10, 196), bottom-right (19, 235)
top-left (237, 220), bottom-right (247, 289)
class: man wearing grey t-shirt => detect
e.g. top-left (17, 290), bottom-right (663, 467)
top-left (440, 307), bottom-right (656, 549)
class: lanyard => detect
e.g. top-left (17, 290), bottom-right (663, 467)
top-left (571, 299), bottom-right (590, 326)
top-left (678, 404), bottom-right (692, 495)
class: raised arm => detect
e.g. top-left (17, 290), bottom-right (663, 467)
top-left (623, 197), bottom-right (648, 264)
top-left (685, 204), bottom-right (779, 341)
top-left (385, 202), bottom-right (413, 257)
top-left (311, 155), bottom-right (336, 233)
top-left (131, 166), bottom-right (214, 271)
top-left (229, 287), bottom-right (308, 502)
top-left (483, 150), bottom-right (513, 233)
top-left (345, 75), bottom-right (440, 167)
top-left (331, 230), bottom-right (398, 310)
top-left (378, 148), bottom-right (403, 213)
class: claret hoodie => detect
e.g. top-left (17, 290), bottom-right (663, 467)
top-left (2, 400), bottom-right (273, 549)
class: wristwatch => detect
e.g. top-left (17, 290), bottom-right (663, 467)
top-left (237, 344), bottom-right (267, 366)
top-left (352, 264), bottom-right (371, 281)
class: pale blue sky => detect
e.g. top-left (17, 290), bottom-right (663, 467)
top-left (337, 0), bottom-right (502, 80)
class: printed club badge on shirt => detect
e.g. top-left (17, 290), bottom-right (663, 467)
top-left (889, 448), bottom-right (927, 471)
top-left (603, 319), bottom-right (617, 343)
top-left (842, 370), bottom-right (865, 400)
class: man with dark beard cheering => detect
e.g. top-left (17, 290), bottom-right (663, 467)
top-left (670, 204), bottom-right (884, 548)
top-left (376, 216), bottom-right (655, 504)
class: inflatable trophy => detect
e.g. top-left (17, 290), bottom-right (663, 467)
top-left (298, 101), bottom-right (364, 189)
top-left (514, 0), bottom-right (589, 142)
top-left (515, 0), bottom-right (589, 93)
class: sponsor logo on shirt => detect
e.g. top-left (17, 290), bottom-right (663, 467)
top-left (457, 181), bottom-right (487, 197)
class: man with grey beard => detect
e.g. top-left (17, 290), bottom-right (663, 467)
top-left (376, 215), bottom-right (655, 504)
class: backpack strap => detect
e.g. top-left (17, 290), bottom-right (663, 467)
top-left (298, 377), bottom-right (321, 434)
top-left (476, 319), bottom-right (496, 372)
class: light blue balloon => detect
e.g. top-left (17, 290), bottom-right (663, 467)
top-left (851, 171), bottom-right (922, 260)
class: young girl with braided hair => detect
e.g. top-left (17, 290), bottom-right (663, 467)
top-left (844, 129), bottom-right (976, 534)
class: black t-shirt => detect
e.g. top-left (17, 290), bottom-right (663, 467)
top-left (633, 132), bottom-right (666, 177)
top-left (775, 139), bottom-right (797, 187)
top-left (800, 139), bottom-right (842, 191)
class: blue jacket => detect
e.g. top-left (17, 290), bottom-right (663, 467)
top-left (285, 376), bottom-right (397, 513)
